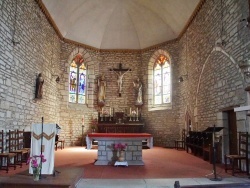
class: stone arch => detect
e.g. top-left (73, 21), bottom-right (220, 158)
top-left (67, 48), bottom-right (95, 107)
top-left (194, 46), bottom-right (245, 129)
top-left (147, 49), bottom-right (173, 111)
top-left (195, 46), bottom-right (244, 106)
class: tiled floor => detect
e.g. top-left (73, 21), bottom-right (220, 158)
top-left (1, 147), bottom-right (250, 187)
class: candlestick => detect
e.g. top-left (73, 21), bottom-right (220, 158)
top-left (136, 110), bottom-right (139, 121)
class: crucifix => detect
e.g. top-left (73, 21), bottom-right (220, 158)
top-left (110, 63), bottom-right (131, 97)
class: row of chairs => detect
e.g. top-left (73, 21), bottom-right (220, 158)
top-left (0, 129), bottom-right (30, 173)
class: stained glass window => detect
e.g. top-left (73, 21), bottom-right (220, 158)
top-left (69, 53), bottom-right (86, 104)
top-left (153, 55), bottom-right (171, 104)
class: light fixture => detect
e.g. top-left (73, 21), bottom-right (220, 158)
top-left (11, 0), bottom-right (20, 46)
top-left (179, 31), bottom-right (189, 83)
top-left (179, 74), bottom-right (188, 82)
top-left (52, 75), bottom-right (60, 83)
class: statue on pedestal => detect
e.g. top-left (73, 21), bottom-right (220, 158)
top-left (35, 73), bottom-right (44, 99)
top-left (133, 77), bottom-right (143, 106)
top-left (97, 74), bottom-right (106, 106)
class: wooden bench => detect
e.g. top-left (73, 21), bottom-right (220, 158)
top-left (186, 131), bottom-right (213, 161)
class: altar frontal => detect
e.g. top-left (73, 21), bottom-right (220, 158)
top-left (86, 133), bottom-right (153, 165)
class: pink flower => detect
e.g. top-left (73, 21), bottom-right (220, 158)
top-left (27, 155), bottom-right (47, 169)
top-left (114, 143), bottom-right (127, 151)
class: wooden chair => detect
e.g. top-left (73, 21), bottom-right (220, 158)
top-left (0, 130), bottom-right (16, 173)
top-left (16, 129), bottom-right (30, 162)
top-left (224, 132), bottom-right (249, 176)
top-left (7, 130), bottom-right (28, 168)
top-left (174, 129), bottom-right (186, 150)
top-left (55, 135), bottom-right (65, 151)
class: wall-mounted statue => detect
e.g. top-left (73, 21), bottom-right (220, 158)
top-left (133, 77), bottom-right (143, 106)
top-left (35, 73), bottom-right (44, 99)
top-left (97, 74), bottom-right (106, 106)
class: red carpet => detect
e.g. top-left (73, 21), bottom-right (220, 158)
top-left (0, 146), bottom-right (243, 179)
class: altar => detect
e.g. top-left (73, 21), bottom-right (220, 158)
top-left (86, 133), bottom-right (153, 165)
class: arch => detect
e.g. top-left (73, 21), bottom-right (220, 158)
top-left (194, 46), bottom-right (245, 129)
top-left (147, 49), bottom-right (173, 111)
top-left (195, 46), bottom-right (244, 106)
top-left (67, 47), bottom-right (95, 106)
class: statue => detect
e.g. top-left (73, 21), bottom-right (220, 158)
top-left (35, 73), bottom-right (44, 99)
top-left (97, 74), bottom-right (106, 106)
top-left (113, 70), bottom-right (130, 94)
top-left (133, 77), bottom-right (143, 105)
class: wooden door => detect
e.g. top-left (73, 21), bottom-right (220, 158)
top-left (227, 110), bottom-right (237, 155)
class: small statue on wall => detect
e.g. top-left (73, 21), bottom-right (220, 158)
top-left (133, 77), bottom-right (143, 106)
top-left (97, 74), bottom-right (106, 106)
top-left (35, 73), bottom-right (44, 99)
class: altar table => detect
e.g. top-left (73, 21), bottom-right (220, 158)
top-left (86, 133), bottom-right (153, 165)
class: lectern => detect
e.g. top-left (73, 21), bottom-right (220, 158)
top-left (203, 125), bottom-right (224, 181)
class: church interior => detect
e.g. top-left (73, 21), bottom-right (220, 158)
top-left (1, 0), bottom-right (250, 187)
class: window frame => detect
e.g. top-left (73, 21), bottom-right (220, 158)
top-left (148, 50), bottom-right (172, 111)
top-left (69, 53), bottom-right (87, 104)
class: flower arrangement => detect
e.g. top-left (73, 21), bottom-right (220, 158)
top-left (27, 154), bottom-right (46, 168)
top-left (27, 154), bottom-right (46, 180)
top-left (114, 143), bottom-right (127, 151)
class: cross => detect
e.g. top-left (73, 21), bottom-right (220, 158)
top-left (110, 63), bottom-right (131, 97)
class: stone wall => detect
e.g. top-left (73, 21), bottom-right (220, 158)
top-left (94, 139), bottom-right (143, 165)
top-left (140, 0), bottom-right (250, 147)
top-left (59, 45), bottom-right (143, 145)
top-left (180, 0), bottom-right (249, 131)
top-left (0, 0), bottom-right (61, 131)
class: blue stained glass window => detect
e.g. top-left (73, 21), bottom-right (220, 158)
top-left (69, 54), bottom-right (86, 104)
top-left (153, 55), bottom-right (171, 104)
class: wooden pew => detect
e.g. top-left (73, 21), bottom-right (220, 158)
top-left (186, 131), bottom-right (213, 161)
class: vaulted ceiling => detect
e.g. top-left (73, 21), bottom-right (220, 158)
top-left (41, 0), bottom-right (201, 50)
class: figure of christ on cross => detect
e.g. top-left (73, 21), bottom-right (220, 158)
top-left (110, 63), bottom-right (131, 97)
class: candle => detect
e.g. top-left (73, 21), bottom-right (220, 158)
top-left (110, 107), bottom-right (112, 115)
top-left (137, 108), bottom-right (138, 115)
top-left (102, 107), bottom-right (103, 114)
top-left (130, 107), bottom-right (131, 115)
